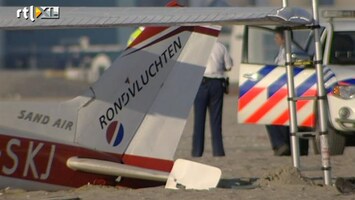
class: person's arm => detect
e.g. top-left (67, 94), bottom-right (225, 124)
top-left (223, 47), bottom-right (233, 71)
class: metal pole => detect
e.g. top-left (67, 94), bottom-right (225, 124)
top-left (282, 0), bottom-right (288, 6)
top-left (282, 0), bottom-right (300, 169)
top-left (312, 0), bottom-right (332, 186)
top-left (285, 31), bottom-right (301, 169)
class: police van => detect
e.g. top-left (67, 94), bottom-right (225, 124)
top-left (236, 9), bottom-right (355, 155)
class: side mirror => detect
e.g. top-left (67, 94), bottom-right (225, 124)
top-left (291, 52), bottom-right (313, 67)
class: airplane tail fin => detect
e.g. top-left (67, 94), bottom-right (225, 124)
top-left (73, 25), bottom-right (220, 171)
top-left (122, 26), bottom-right (221, 171)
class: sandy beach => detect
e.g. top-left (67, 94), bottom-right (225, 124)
top-left (0, 71), bottom-right (355, 200)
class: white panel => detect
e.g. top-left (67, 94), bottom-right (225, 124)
top-left (165, 159), bottom-right (221, 190)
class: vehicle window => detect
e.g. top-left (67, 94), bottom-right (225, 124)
top-left (243, 26), bottom-right (277, 65)
top-left (330, 31), bottom-right (355, 65)
top-left (292, 29), bottom-right (312, 50)
top-left (299, 27), bottom-right (325, 58)
top-left (243, 26), bottom-right (310, 65)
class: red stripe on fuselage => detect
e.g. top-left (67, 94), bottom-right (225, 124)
top-left (193, 26), bottom-right (220, 37)
top-left (0, 134), bottom-right (172, 189)
top-left (0, 134), bottom-right (120, 188)
top-left (127, 27), bottom-right (169, 49)
top-left (124, 26), bottom-right (220, 57)
top-left (129, 26), bottom-right (220, 50)
top-left (125, 1), bottom-right (184, 49)
top-left (122, 154), bottom-right (173, 172)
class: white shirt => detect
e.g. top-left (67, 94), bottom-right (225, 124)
top-left (274, 47), bottom-right (285, 65)
top-left (275, 45), bottom-right (303, 65)
top-left (204, 41), bottom-right (233, 78)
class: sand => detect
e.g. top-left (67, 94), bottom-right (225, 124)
top-left (0, 71), bottom-right (355, 200)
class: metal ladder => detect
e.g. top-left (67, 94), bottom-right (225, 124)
top-left (283, 0), bottom-right (332, 185)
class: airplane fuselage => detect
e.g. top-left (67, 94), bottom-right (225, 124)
top-left (0, 132), bottom-right (166, 190)
top-left (0, 133), bottom-right (117, 190)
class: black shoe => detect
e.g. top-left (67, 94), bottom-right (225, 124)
top-left (335, 177), bottom-right (355, 194)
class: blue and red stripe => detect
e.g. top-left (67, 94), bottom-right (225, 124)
top-left (239, 65), bottom-right (277, 98)
top-left (245, 69), bottom-right (317, 124)
top-left (339, 78), bottom-right (355, 85)
top-left (267, 68), bottom-right (303, 98)
top-left (238, 65), bottom-right (276, 111)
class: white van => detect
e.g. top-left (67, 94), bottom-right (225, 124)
top-left (236, 10), bottom-right (355, 155)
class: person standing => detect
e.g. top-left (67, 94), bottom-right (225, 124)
top-left (266, 27), bottom-right (308, 156)
top-left (265, 28), bottom-right (291, 156)
top-left (192, 41), bottom-right (233, 157)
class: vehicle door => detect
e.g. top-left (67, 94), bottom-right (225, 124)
top-left (237, 26), bottom-right (319, 128)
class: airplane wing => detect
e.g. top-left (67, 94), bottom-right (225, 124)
top-left (0, 6), bottom-right (313, 30)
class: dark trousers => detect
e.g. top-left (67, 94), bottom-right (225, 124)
top-left (192, 78), bottom-right (225, 157)
top-left (266, 125), bottom-right (290, 149)
top-left (266, 125), bottom-right (309, 155)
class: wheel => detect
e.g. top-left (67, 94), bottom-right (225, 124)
top-left (313, 127), bottom-right (346, 155)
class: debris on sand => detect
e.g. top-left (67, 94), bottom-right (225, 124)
top-left (335, 177), bottom-right (355, 194)
top-left (257, 166), bottom-right (314, 187)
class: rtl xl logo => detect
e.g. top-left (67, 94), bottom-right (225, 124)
top-left (16, 6), bottom-right (59, 22)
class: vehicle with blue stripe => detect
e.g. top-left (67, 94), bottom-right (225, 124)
top-left (237, 10), bottom-right (355, 155)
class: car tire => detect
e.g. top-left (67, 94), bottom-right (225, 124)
top-left (313, 127), bottom-right (346, 155)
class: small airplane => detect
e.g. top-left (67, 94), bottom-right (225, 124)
top-left (0, 1), bottom-right (313, 191)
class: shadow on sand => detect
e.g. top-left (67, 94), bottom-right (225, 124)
top-left (217, 178), bottom-right (259, 189)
